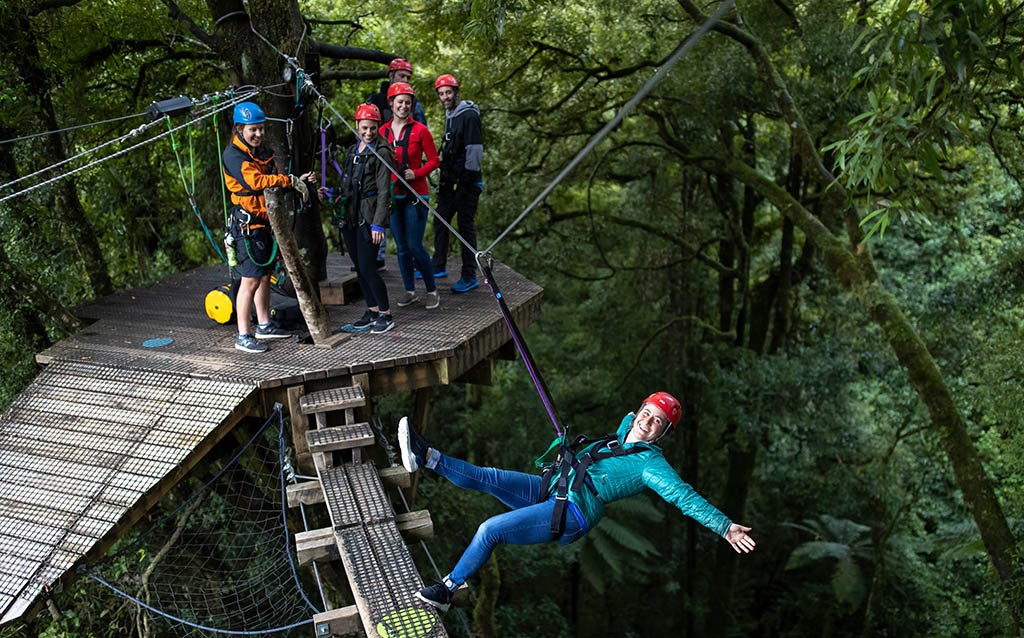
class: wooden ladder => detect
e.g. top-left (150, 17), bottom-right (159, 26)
top-left (288, 383), bottom-right (449, 638)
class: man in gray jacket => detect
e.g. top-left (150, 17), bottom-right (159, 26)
top-left (431, 73), bottom-right (484, 293)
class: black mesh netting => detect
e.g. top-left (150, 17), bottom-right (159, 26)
top-left (85, 406), bottom-right (319, 636)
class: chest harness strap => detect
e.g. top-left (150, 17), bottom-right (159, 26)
top-left (537, 433), bottom-right (647, 538)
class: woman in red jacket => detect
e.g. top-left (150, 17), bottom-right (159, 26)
top-left (380, 82), bottom-right (441, 310)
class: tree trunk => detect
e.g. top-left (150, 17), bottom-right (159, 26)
top-left (265, 187), bottom-right (332, 342)
top-left (472, 554), bottom-right (500, 638)
top-left (676, 4), bottom-right (1021, 612)
top-left (727, 158), bottom-right (1022, 613)
top-left (13, 16), bottom-right (112, 297)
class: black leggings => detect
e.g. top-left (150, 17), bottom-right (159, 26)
top-left (341, 224), bottom-right (390, 312)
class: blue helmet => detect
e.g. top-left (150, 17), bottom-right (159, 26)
top-left (233, 101), bottom-right (266, 125)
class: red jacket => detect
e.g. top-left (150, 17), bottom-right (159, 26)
top-left (379, 120), bottom-right (439, 197)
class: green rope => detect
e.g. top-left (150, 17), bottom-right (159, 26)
top-left (166, 116), bottom-right (228, 264)
top-left (212, 97), bottom-right (233, 275)
top-left (212, 96), bottom-right (230, 231)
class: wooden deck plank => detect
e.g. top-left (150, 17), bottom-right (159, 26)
top-left (0, 421), bottom-right (188, 466)
top-left (0, 452), bottom-right (159, 494)
top-left (306, 424), bottom-right (375, 454)
top-left (0, 506), bottom-right (101, 551)
top-left (0, 434), bottom-right (175, 479)
top-left (12, 385), bottom-right (242, 423)
top-left (0, 465), bottom-right (141, 507)
top-left (32, 373), bottom-right (246, 409)
top-left (346, 463), bottom-right (395, 525)
top-left (0, 533), bottom-right (81, 569)
top-left (5, 408), bottom-right (218, 451)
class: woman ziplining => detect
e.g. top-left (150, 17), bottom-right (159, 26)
top-left (397, 391), bottom-right (757, 612)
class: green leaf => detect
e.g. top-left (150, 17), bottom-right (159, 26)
top-left (589, 530), bottom-right (625, 578)
top-left (831, 555), bottom-right (867, 610)
top-left (596, 518), bottom-right (660, 558)
top-left (785, 541), bottom-right (852, 570)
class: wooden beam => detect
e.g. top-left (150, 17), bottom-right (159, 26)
top-left (286, 385), bottom-right (314, 474)
top-left (395, 510), bottom-right (433, 541)
top-left (369, 359), bottom-right (449, 395)
top-left (494, 339), bottom-right (518, 361)
top-left (296, 527), bottom-right (337, 565)
top-left (378, 466), bottom-right (410, 488)
top-left (312, 604), bottom-right (361, 637)
top-left (454, 358), bottom-right (493, 386)
top-left (407, 387), bottom-right (434, 507)
top-left (286, 480), bottom-right (324, 507)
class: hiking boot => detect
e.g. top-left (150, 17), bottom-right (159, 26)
top-left (415, 580), bottom-right (453, 612)
top-left (424, 290), bottom-right (440, 310)
top-left (235, 333), bottom-right (267, 353)
top-left (451, 277), bottom-right (478, 294)
top-left (254, 323), bottom-right (291, 340)
top-left (398, 416), bottom-right (430, 473)
top-left (340, 310), bottom-right (377, 333)
top-left (370, 313), bottom-right (395, 334)
top-left (396, 290), bottom-right (419, 307)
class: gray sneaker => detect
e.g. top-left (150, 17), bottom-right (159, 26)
top-left (235, 333), bottom-right (267, 353)
top-left (424, 290), bottom-right (440, 310)
top-left (370, 313), bottom-right (395, 334)
top-left (396, 290), bottom-right (419, 307)
top-left (255, 323), bottom-right (291, 340)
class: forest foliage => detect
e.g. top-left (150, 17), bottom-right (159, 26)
top-left (2, 0), bottom-right (1024, 636)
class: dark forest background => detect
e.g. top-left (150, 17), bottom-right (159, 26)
top-left (2, 0), bottom-right (1023, 636)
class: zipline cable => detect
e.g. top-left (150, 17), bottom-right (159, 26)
top-left (484, 0), bottom-right (735, 253)
top-left (0, 89), bottom-right (254, 194)
top-left (0, 111), bottom-right (148, 145)
top-left (469, 1), bottom-right (736, 441)
top-left (0, 91), bottom-right (257, 204)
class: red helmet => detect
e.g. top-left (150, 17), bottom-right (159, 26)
top-left (389, 58), bottom-right (413, 73)
top-left (434, 74), bottom-right (460, 90)
top-left (354, 103), bottom-right (382, 122)
top-left (387, 82), bottom-right (416, 101)
top-left (641, 391), bottom-right (682, 427)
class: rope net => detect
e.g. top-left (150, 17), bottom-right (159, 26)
top-left (85, 407), bottom-right (319, 637)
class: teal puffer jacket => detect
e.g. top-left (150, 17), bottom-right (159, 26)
top-left (552, 414), bottom-right (732, 538)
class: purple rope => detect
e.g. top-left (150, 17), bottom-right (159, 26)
top-left (487, 276), bottom-right (565, 439)
top-left (319, 127), bottom-right (326, 186)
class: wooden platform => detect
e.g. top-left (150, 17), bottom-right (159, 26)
top-left (36, 253), bottom-right (542, 391)
top-left (1, 252), bottom-right (542, 628)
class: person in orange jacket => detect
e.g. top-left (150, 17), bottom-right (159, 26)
top-left (222, 101), bottom-right (315, 353)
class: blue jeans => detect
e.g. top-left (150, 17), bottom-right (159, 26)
top-left (432, 453), bottom-right (587, 585)
top-left (390, 196), bottom-right (435, 293)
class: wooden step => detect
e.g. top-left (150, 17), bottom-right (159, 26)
top-left (306, 423), bottom-right (375, 454)
top-left (337, 522), bottom-right (448, 638)
top-left (300, 385), bottom-right (366, 415)
top-left (319, 462), bottom-right (396, 530)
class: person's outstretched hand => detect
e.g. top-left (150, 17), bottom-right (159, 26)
top-left (725, 524), bottom-right (756, 554)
